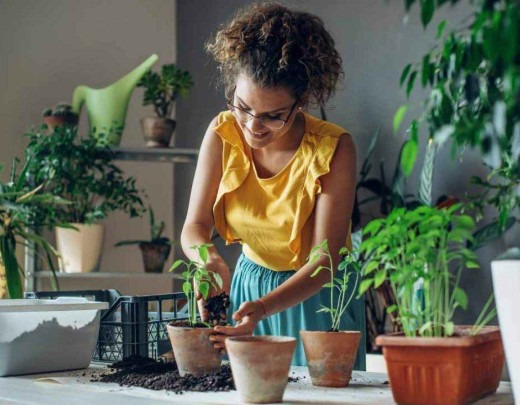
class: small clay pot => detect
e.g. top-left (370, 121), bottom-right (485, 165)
top-left (226, 336), bottom-right (296, 404)
top-left (140, 117), bottom-right (176, 148)
top-left (166, 322), bottom-right (222, 377)
top-left (300, 330), bottom-right (361, 387)
top-left (138, 242), bottom-right (170, 273)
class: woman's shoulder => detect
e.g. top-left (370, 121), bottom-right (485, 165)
top-left (304, 112), bottom-right (351, 139)
top-left (210, 111), bottom-right (242, 146)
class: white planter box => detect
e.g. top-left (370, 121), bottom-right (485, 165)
top-left (0, 298), bottom-right (108, 376)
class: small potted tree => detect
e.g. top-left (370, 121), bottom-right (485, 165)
top-left (0, 159), bottom-right (67, 298)
top-left (137, 63), bottom-right (194, 148)
top-left (300, 239), bottom-right (361, 387)
top-left (360, 204), bottom-right (504, 405)
top-left (115, 207), bottom-right (171, 273)
top-left (24, 125), bottom-right (145, 273)
top-left (167, 244), bottom-right (225, 377)
top-left (42, 103), bottom-right (79, 131)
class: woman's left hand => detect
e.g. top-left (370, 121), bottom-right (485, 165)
top-left (210, 300), bottom-right (265, 353)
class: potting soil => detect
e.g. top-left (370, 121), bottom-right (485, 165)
top-left (91, 355), bottom-right (235, 394)
top-left (92, 355), bottom-right (302, 394)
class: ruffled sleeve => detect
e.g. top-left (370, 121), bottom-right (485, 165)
top-left (287, 134), bottom-right (343, 268)
top-left (212, 112), bottom-right (250, 244)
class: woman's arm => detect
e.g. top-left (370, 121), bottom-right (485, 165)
top-left (212, 133), bottom-right (357, 348)
top-left (181, 117), bottom-right (232, 318)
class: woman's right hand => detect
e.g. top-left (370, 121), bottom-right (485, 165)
top-left (195, 256), bottom-right (231, 322)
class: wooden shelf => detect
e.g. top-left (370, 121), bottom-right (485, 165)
top-left (33, 271), bottom-right (182, 279)
top-left (109, 147), bottom-right (198, 163)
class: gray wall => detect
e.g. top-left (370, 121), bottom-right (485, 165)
top-left (177, 0), bottom-right (519, 324)
top-left (0, 0), bottom-right (178, 294)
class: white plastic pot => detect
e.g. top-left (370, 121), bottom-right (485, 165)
top-left (55, 223), bottom-right (104, 273)
top-left (491, 247), bottom-right (520, 401)
top-left (0, 298), bottom-right (108, 376)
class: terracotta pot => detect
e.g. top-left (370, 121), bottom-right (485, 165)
top-left (140, 117), bottom-right (176, 148)
top-left (166, 322), bottom-right (222, 377)
top-left (376, 326), bottom-right (504, 405)
top-left (55, 224), bottom-right (104, 273)
top-left (43, 115), bottom-right (78, 131)
top-left (226, 336), bottom-right (296, 404)
top-left (138, 242), bottom-right (170, 273)
top-left (300, 330), bottom-right (360, 387)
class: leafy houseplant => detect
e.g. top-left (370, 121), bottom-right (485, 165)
top-left (395, 0), bottom-right (519, 400)
top-left (137, 63), bottom-right (194, 148)
top-left (359, 204), bottom-right (504, 405)
top-left (166, 244), bottom-right (224, 377)
top-left (299, 239), bottom-right (361, 387)
top-left (115, 207), bottom-right (171, 273)
top-left (42, 103), bottom-right (78, 131)
top-left (24, 125), bottom-right (145, 272)
top-left (0, 160), bottom-right (66, 298)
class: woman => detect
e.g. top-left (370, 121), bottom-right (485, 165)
top-left (180, 3), bottom-right (365, 368)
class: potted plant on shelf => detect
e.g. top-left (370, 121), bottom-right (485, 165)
top-left (359, 204), bottom-right (504, 405)
top-left (299, 239), bottom-right (361, 387)
top-left (115, 206), bottom-right (171, 273)
top-left (0, 159), bottom-right (67, 299)
top-left (167, 243), bottom-right (225, 377)
top-left (396, 0), bottom-right (520, 398)
top-left (42, 103), bottom-right (79, 131)
top-left (137, 63), bottom-right (194, 148)
top-left (23, 124), bottom-right (145, 273)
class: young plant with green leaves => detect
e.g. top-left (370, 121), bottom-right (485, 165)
top-left (359, 204), bottom-right (496, 337)
top-left (169, 244), bottom-right (223, 326)
top-left (0, 159), bottom-right (68, 298)
top-left (24, 125), bottom-right (145, 225)
top-left (309, 239), bottom-right (361, 332)
top-left (137, 64), bottom-right (194, 119)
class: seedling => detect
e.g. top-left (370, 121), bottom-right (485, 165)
top-left (309, 239), bottom-right (360, 332)
top-left (169, 244), bottom-right (223, 326)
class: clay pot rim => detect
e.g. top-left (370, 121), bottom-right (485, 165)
top-left (226, 336), bottom-right (296, 344)
top-left (141, 116), bottom-right (176, 123)
top-left (166, 322), bottom-right (212, 330)
top-left (300, 330), bottom-right (361, 336)
top-left (376, 325), bottom-right (501, 347)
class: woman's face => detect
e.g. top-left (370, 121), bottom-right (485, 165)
top-left (231, 74), bottom-right (301, 150)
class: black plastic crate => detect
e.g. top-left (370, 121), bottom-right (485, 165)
top-left (26, 289), bottom-right (188, 362)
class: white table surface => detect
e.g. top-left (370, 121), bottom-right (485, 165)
top-left (0, 364), bottom-right (514, 405)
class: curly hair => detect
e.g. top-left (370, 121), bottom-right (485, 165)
top-left (206, 3), bottom-right (343, 107)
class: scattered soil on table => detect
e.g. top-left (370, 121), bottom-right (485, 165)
top-left (205, 292), bottom-right (231, 326)
top-left (91, 355), bottom-right (234, 394)
top-left (91, 355), bottom-right (302, 393)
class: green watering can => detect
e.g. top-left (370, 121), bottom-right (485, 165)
top-left (72, 54), bottom-right (158, 146)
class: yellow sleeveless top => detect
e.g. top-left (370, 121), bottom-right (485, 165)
top-left (213, 111), bottom-right (351, 271)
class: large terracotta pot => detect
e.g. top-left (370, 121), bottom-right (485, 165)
top-left (166, 322), bottom-right (222, 377)
top-left (376, 326), bottom-right (504, 405)
top-left (300, 330), bottom-right (360, 387)
top-left (55, 224), bottom-right (104, 273)
top-left (226, 336), bottom-right (296, 404)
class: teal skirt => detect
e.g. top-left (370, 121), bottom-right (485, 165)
top-left (230, 253), bottom-right (366, 369)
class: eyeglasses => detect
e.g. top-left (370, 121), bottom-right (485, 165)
top-left (227, 99), bottom-right (299, 131)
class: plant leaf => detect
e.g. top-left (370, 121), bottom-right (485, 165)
top-left (393, 105), bottom-right (408, 134)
